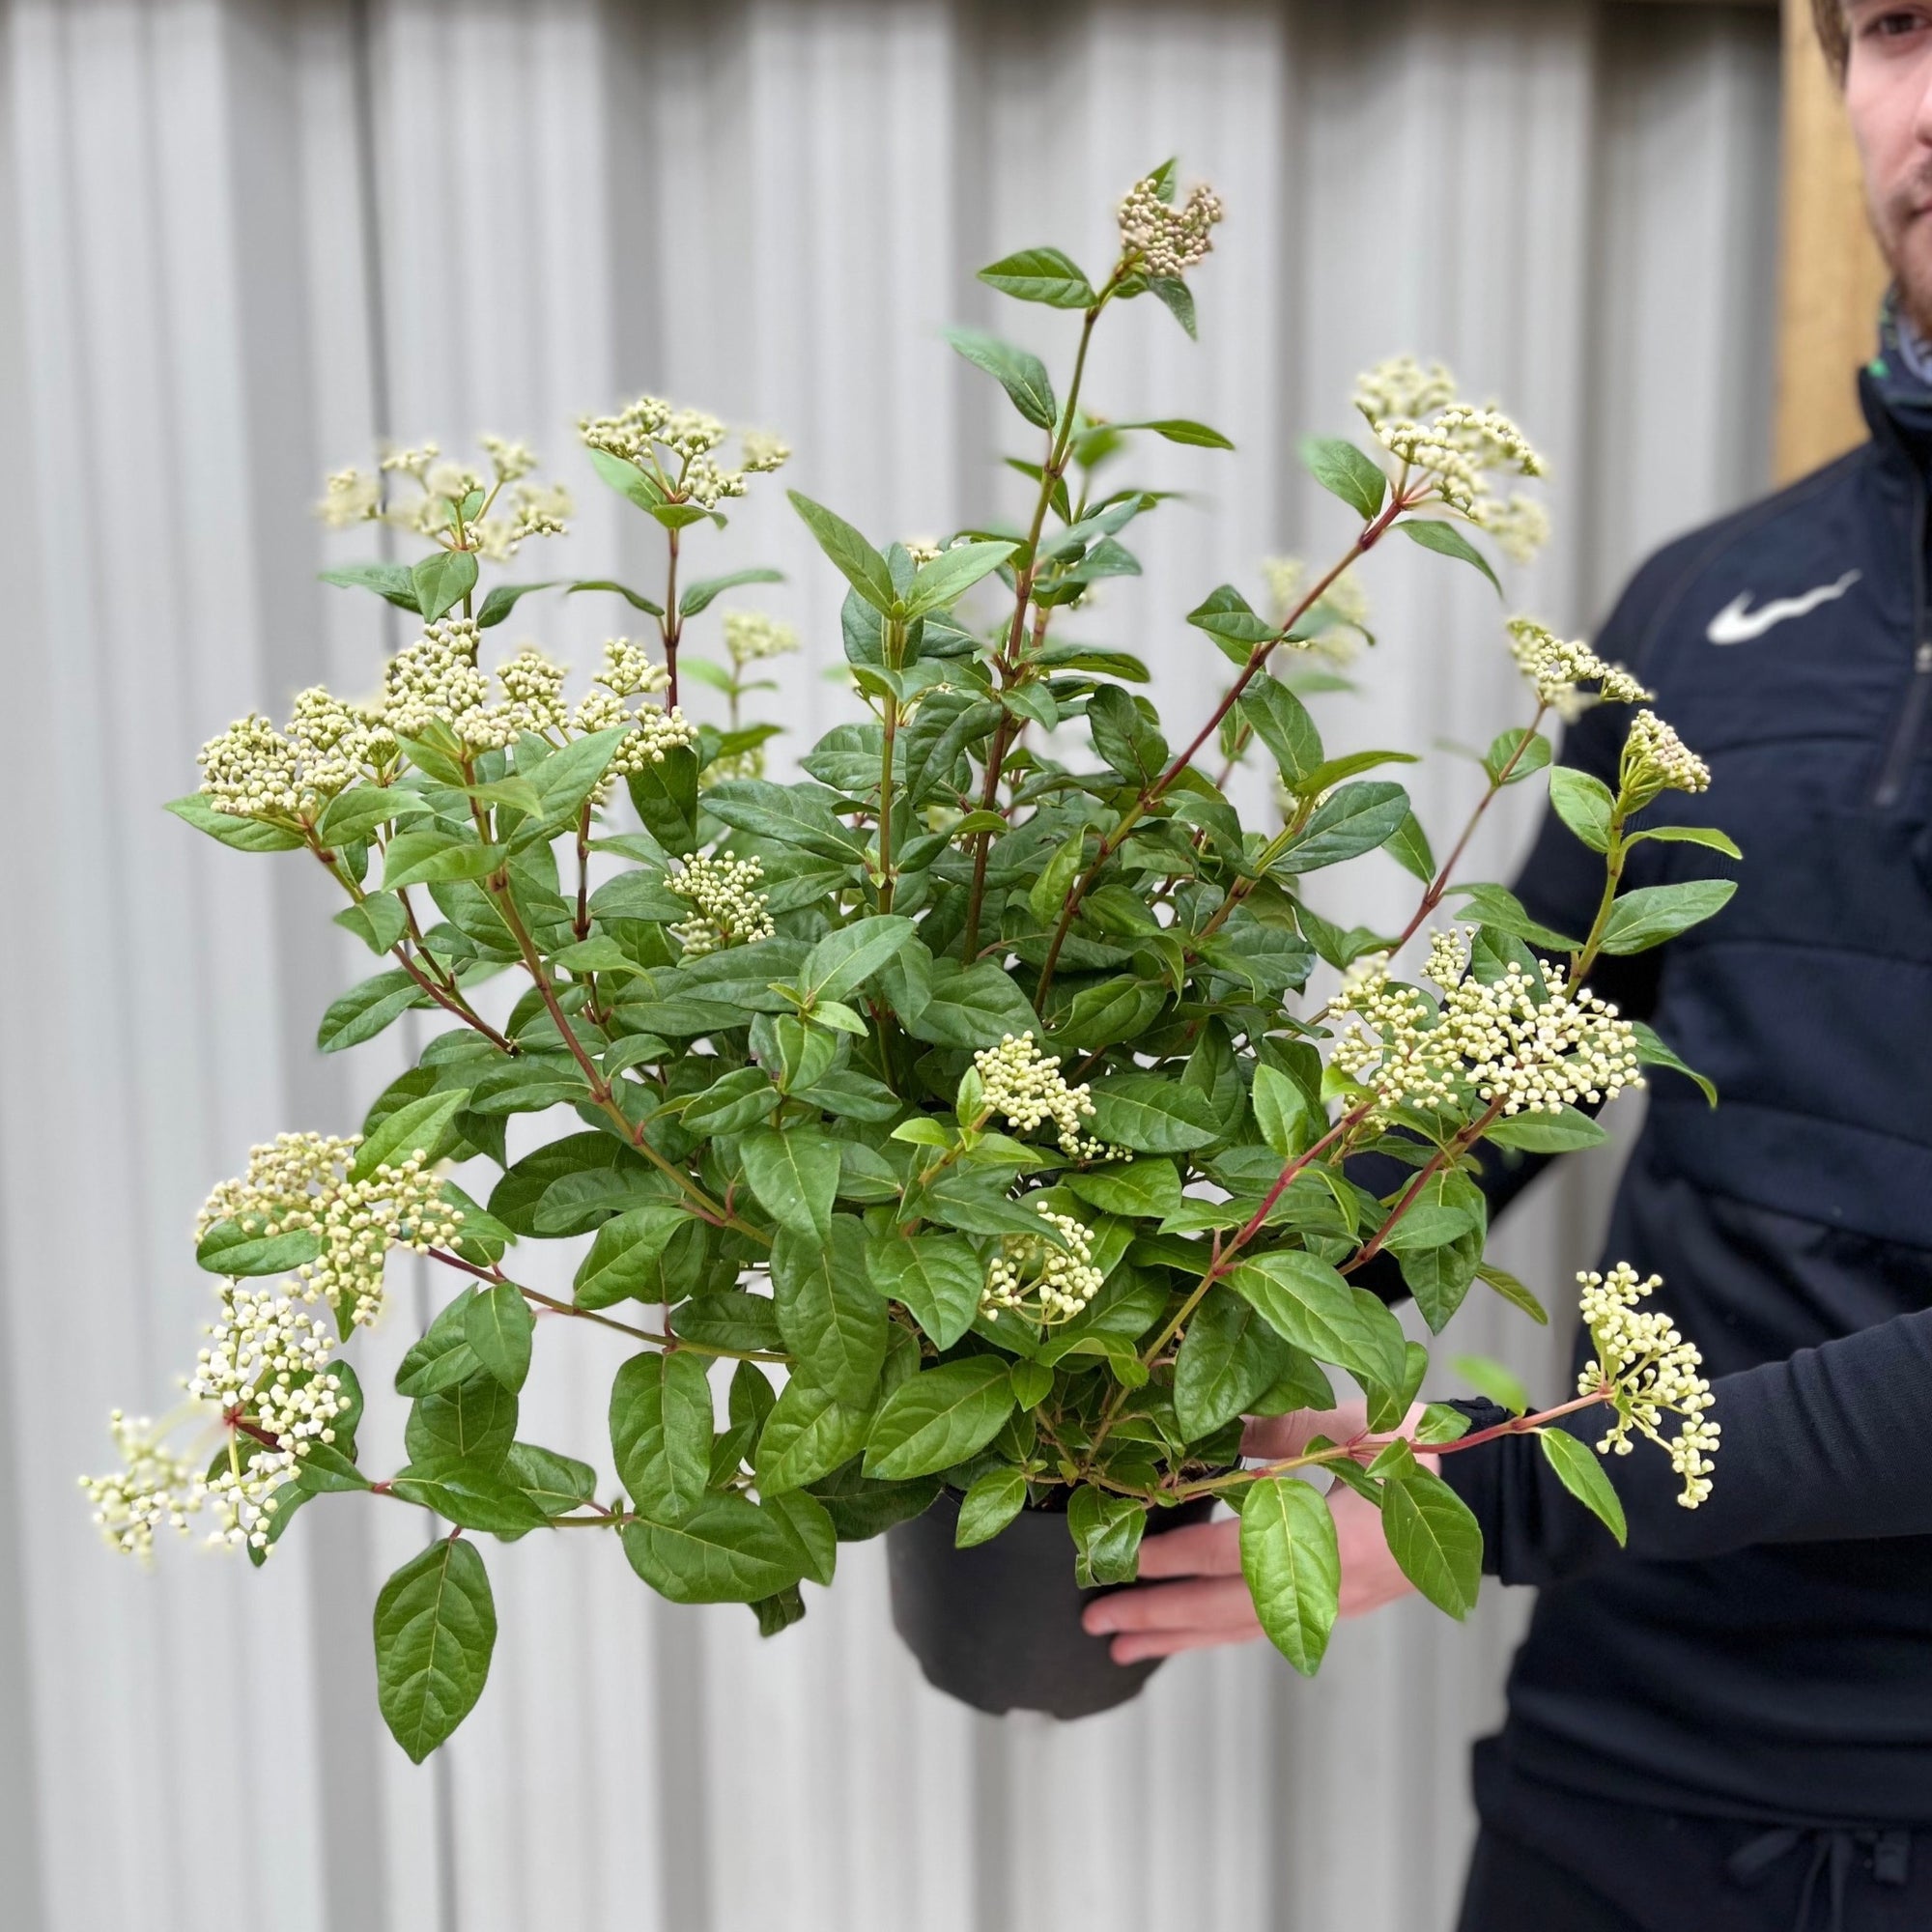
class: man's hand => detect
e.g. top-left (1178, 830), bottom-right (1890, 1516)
top-left (1079, 1403), bottom-right (1437, 1665)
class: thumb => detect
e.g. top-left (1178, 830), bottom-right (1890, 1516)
top-left (1241, 1402), bottom-right (1370, 1463)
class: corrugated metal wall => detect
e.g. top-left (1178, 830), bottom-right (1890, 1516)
top-left (0, 3), bottom-right (1780, 1928)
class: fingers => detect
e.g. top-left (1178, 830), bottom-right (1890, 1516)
top-left (1129, 1517), bottom-right (1242, 1578)
top-left (1082, 1576), bottom-right (1263, 1662)
top-left (1240, 1402), bottom-right (1370, 1462)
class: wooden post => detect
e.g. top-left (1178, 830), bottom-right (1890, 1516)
top-left (1776, 0), bottom-right (1891, 481)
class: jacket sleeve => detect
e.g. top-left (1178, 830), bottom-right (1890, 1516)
top-left (1440, 1302), bottom-right (1932, 1584)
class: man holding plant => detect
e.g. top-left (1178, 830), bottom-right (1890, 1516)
top-left (1091, 5), bottom-right (1932, 1924)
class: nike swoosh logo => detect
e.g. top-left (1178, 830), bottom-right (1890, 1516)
top-left (1706, 570), bottom-right (1861, 645)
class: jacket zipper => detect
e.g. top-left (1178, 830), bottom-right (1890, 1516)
top-left (1874, 472), bottom-right (1932, 809)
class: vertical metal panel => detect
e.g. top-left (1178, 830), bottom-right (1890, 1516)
top-left (0, 5), bottom-right (1779, 1930)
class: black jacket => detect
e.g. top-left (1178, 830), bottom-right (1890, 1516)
top-left (1438, 370), bottom-right (1932, 1825)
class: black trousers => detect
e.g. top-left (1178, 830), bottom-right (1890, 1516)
top-left (1457, 1737), bottom-right (1923, 1932)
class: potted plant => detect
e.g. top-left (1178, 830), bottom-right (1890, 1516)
top-left (81, 163), bottom-right (1728, 1758)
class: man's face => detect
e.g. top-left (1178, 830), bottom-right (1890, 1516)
top-left (1847, 3), bottom-right (1932, 328)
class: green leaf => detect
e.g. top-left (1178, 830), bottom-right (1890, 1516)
top-left (1380, 1470), bottom-right (1483, 1617)
top-left (352, 1088), bottom-right (471, 1181)
top-left (955, 1467), bottom-right (1028, 1548)
top-left (163, 794), bottom-right (306, 854)
top-left (1300, 436), bottom-right (1388, 521)
top-left (1631, 824), bottom-right (1743, 861)
top-left (944, 326), bottom-right (1058, 432)
top-left (863, 1357), bottom-right (1016, 1480)
top-left (802, 914), bottom-right (916, 1003)
top-left (412, 550), bottom-right (480, 624)
top-left (1085, 1074), bottom-right (1222, 1153)
top-left (1186, 582), bottom-right (1275, 647)
top-left (1483, 1106), bottom-right (1606, 1153)
top-left (1146, 274), bottom-right (1196, 338)
top-left (764, 1487), bottom-right (838, 1586)
top-left (1599, 879), bottom-right (1738, 955)
top-left (1127, 416), bottom-right (1235, 450)
top-left (194, 1220), bottom-right (324, 1277)
top-left (1447, 882), bottom-right (1580, 953)
top-left (1477, 1261), bottom-right (1548, 1324)
top-left (1399, 519), bottom-right (1501, 595)
top-left (388, 1465), bottom-right (552, 1536)
top-left (740, 1127), bottom-right (840, 1242)
top-left (977, 245), bottom-right (1095, 308)
top-left (381, 830), bottom-right (504, 892)
top-left (619, 1493), bottom-right (808, 1604)
top-left (902, 958), bottom-right (1040, 1049)
top-left (1386, 810), bottom-right (1435, 884)
top-left (1238, 676), bottom-right (1323, 789)
top-left (321, 559), bottom-right (420, 612)
top-left (753, 1377), bottom-right (873, 1495)
top-left (293, 1441), bottom-right (369, 1494)
top-left (1548, 766), bottom-right (1615, 855)
top-left (1251, 1064), bottom-right (1313, 1161)
top-left (1229, 1251), bottom-right (1407, 1390)
top-left (671, 1289), bottom-right (784, 1356)
top-left (1009, 1359), bottom-right (1053, 1408)
top-left (1539, 1428), bottom-right (1628, 1545)
top-left (1062, 1158), bottom-right (1183, 1221)
top-left (866, 1233), bottom-right (982, 1350)
top-left (1485, 727), bottom-right (1551, 786)
top-left (395, 1295), bottom-right (484, 1398)
top-left (678, 565), bottom-right (784, 618)
top-left (1276, 781), bottom-right (1411, 873)
top-left (1174, 1284), bottom-right (1293, 1438)
top-left (585, 446), bottom-right (668, 513)
top-left (1451, 1351), bottom-right (1528, 1415)
top-left (373, 1538), bottom-right (496, 1762)
top-left (1067, 1489), bottom-right (1146, 1587)
top-left (1087, 684), bottom-right (1168, 784)
top-left (333, 895), bottom-right (410, 955)
top-left (771, 1220), bottom-right (888, 1406)
top-left (475, 580), bottom-right (556, 629)
top-left (568, 576), bottom-right (665, 618)
top-left (524, 726), bottom-right (633, 824)
top-left (314, 785), bottom-right (436, 847)
top-left (1630, 1019), bottom-right (1719, 1107)
top-left (463, 1282), bottom-right (534, 1394)
top-left (317, 968), bottom-right (425, 1053)
top-left (786, 490), bottom-right (895, 612)
top-left (902, 541), bottom-right (1017, 618)
top-left (610, 1350), bottom-right (714, 1523)
top-left (505, 1442), bottom-right (598, 1516)
top-left (405, 1373), bottom-right (518, 1470)
top-left (1240, 1475), bottom-right (1340, 1675)
top-left (572, 1205), bottom-right (691, 1309)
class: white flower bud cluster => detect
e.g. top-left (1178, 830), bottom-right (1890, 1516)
top-left (426, 459), bottom-right (485, 506)
top-left (724, 611), bottom-right (800, 668)
top-left (981, 1205), bottom-right (1106, 1325)
top-left (1578, 1263), bottom-right (1719, 1508)
top-left (616, 704), bottom-right (698, 777)
top-left (1118, 173), bottom-right (1225, 278)
top-left (199, 687), bottom-right (387, 821)
top-left (494, 645), bottom-right (571, 739)
top-left (595, 637), bottom-right (671, 699)
top-left (318, 440), bottom-right (568, 554)
top-left (904, 538), bottom-right (944, 568)
top-left (383, 616), bottom-right (493, 742)
top-left (579, 396), bottom-right (787, 508)
top-left (1262, 556), bottom-right (1370, 666)
top-left (1622, 709), bottom-right (1711, 800)
top-left (78, 1411), bottom-right (208, 1558)
top-left (1352, 358), bottom-right (1548, 543)
top-left (381, 442), bottom-right (440, 482)
top-left (972, 1033), bottom-right (1116, 1159)
top-left (1507, 618), bottom-right (1652, 723)
top-left (668, 852), bottom-right (775, 957)
top-left (1330, 939), bottom-right (1642, 1121)
top-left (198, 1132), bottom-right (461, 1329)
top-left (319, 468), bottom-right (381, 527)
top-left (481, 435), bottom-right (537, 482)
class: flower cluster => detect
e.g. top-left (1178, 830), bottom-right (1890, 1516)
top-left (724, 611), bottom-right (800, 668)
top-left (668, 852), bottom-right (775, 957)
top-left (198, 1132), bottom-right (461, 1329)
top-left (494, 645), bottom-right (571, 739)
top-left (1262, 556), bottom-right (1370, 666)
top-left (198, 689), bottom-right (387, 821)
top-left (981, 1206), bottom-right (1106, 1325)
top-left (1331, 934), bottom-right (1642, 1121)
top-left (382, 616), bottom-right (495, 743)
top-left (1578, 1263), bottom-right (1719, 1507)
top-left (972, 1033), bottom-right (1113, 1159)
top-left (1622, 709), bottom-right (1711, 803)
top-left (318, 440), bottom-right (572, 556)
top-left (579, 395), bottom-right (788, 508)
top-left (593, 638), bottom-right (670, 700)
top-left (1507, 618), bottom-right (1652, 723)
top-left (1353, 358), bottom-right (1548, 543)
top-left (1118, 173), bottom-right (1225, 278)
top-left (80, 1282), bottom-right (350, 1558)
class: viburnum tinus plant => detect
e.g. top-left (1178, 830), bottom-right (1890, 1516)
top-left (85, 162), bottom-right (1732, 1762)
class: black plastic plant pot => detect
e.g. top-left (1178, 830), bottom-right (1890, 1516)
top-left (887, 1488), bottom-right (1220, 1720)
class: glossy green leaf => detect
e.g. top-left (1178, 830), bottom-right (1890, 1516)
top-left (321, 560), bottom-right (420, 612)
top-left (1240, 1475), bottom-right (1340, 1675)
top-left (195, 1220), bottom-right (324, 1277)
top-left (164, 794), bottom-right (305, 853)
top-left (787, 491), bottom-right (895, 613)
top-left (1630, 1019), bottom-right (1719, 1107)
top-left (955, 1467), bottom-right (1028, 1548)
top-left (741, 1126), bottom-right (840, 1241)
top-left (619, 1493), bottom-right (808, 1604)
top-left (753, 1376), bottom-right (873, 1495)
top-left (1085, 1074), bottom-right (1222, 1153)
top-left (463, 1282), bottom-right (534, 1394)
top-left (866, 1233), bottom-right (982, 1350)
top-left (373, 1538), bottom-right (496, 1763)
top-left (945, 327), bottom-right (1058, 431)
top-left (977, 245), bottom-right (1095, 308)
top-left (771, 1220), bottom-right (887, 1406)
top-left (1174, 1283), bottom-right (1293, 1437)
top-left (1548, 766), bottom-right (1615, 854)
top-left (1381, 1469), bottom-right (1483, 1617)
top-left (1068, 1488), bottom-right (1146, 1586)
top-left (1599, 879), bottom-right (1738, 955)
top-left (610, 1350), bottom-right (714, 1522)
top-left (412, 550), bottom-right (479, 624)
top-left (1229, 1251), bottom-right (1407, 1389)
top-left (863, 1357), bottom-right (1015, 1480)
top-left (1300, 436), bottom-right (1387, 521)
top-left (678, 565), bottom-right (784, 618)
top-left (1539, 1428), bottom-right (1628, 1545)
top-left (1399, 519), bottom-right (1501, 595)
top-left (352, 1088), bottom-right (471, 1181)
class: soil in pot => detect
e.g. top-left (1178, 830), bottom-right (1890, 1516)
top-left (887, 1488), bottom-right (1220, 1720)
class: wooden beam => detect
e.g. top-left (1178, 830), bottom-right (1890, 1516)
top-left (1776, 0), bottom-right (1890, 480)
